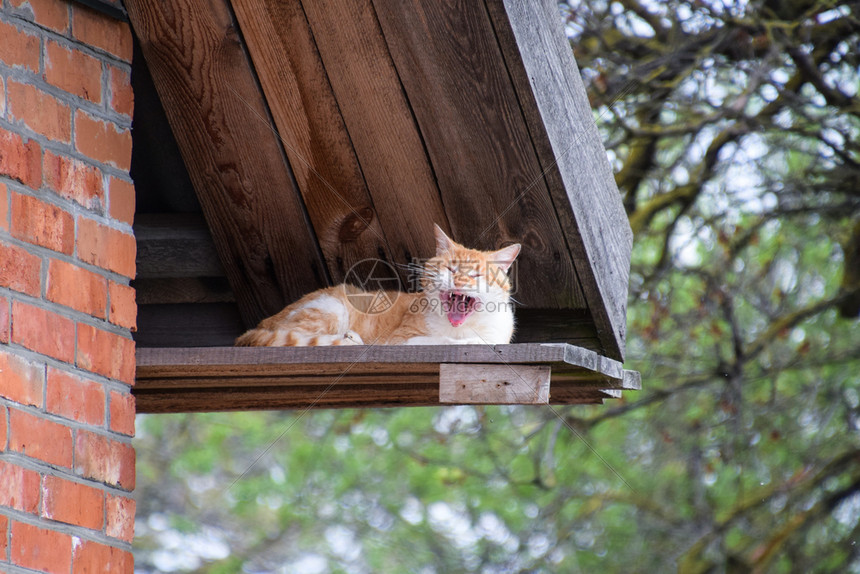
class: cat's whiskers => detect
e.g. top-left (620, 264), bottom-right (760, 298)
top-left (396, 263), bottom-right (442, 282)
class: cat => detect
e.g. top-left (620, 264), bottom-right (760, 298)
top-left (235, 224), bottom-right (521, 346)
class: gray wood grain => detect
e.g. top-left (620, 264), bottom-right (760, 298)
top-left (485, 0), bottom-right (634, 360)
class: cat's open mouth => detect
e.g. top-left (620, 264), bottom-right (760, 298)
top-left (441, 291), bottom-right (477, 327)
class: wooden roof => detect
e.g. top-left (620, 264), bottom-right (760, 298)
top-left (126, 0), bottom-right (633, 360)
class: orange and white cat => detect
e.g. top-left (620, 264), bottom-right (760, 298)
top-left (235, 224), bottom-right (521, 346)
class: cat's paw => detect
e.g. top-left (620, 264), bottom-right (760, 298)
top-left (334, 331), bottom-right (364, 345)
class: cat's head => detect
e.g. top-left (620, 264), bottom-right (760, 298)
top-left (419, 224), bottom-right (521, 327)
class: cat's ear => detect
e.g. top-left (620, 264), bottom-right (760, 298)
top-left (491, 243), bottom-right (521, 272)
top-left (434, 223), bottom-right (456, 255)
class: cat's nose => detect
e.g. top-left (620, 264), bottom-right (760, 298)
top-left (453, 276), bottom-right (470, 288)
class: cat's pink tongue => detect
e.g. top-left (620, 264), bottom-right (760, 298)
top-left (442, 292), bottom-right (476, 327)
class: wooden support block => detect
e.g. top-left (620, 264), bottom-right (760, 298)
top-left (440, 364), bottom-right (550, 404)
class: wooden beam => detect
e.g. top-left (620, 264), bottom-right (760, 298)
top-left (125, 0), bottom-right (327, 328)
top-left (371, 0), bottom-right (587, 311)
top-left (134, 343), bottom-right (640, 412)
top-left (485, 0), bottom-right (634, 360)
top-left (134, 213), bottom-right (225, 279)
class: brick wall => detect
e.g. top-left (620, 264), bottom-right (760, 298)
top-left (0, 1), bottom-right (136, 572)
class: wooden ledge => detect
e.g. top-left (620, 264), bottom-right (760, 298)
top-left (134, 344), bottom-right (640, 413)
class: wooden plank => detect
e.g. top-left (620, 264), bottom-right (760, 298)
top-left (136, 343), bottom-right (598, 372)
top-left (229, 0), bottom-right (393, 280)
top-left (136, 383), bottom-right (436, 413)
top-left (134, 384), bottom-right (612, 413)
top-left (440, 364), bottom-right (550, 404)
top-left (135, 304), bottom-right (244, 348)
top-left (485, 0), bottom-right (633, 359)
top-left (513, 308), bottom-right (600, 349)
top-left (133, 278), bottom-right (235, 305)
top-left (138, 361), bottom-right (440, 382)
top-left (134, 343), bottom-right (639, 412)
top-left (301, 0), bottom-right (450, 264)
top-left (134, 213), bottom-right (225, 279)
top-left (371, 0), bottom-right (586, 310)
top-left (125, 0), bottom-right (327, 328)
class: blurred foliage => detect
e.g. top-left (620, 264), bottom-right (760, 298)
top-left (134, 1), bottom-right (860, 572)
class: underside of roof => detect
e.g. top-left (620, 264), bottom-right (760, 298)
top-left (126, 0), bottom-right (633, 360)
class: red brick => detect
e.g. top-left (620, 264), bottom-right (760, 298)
top-left (74, 430), bottom-right (135, 490)
top-left (74, 110), bottom-right (131, 170)
top-left (108, 281), bottom-right (136, 331)
top-left (0, 182), bottom-right (8, 230)
top-left (0, 21), bottom-right (40, 73)
top-left (109, 390), bottom-right (134, 436)
top-left (41, 475), bottom-right (105, 530)
top-left (11, 521), bottom-right (73, 574)
top-left (43, 150), bottom-right (104, 211)
top-left (76, 216), bottom-right (136, 278)
top-left (76, 323), bottom-right (135, 383)
top-left (9, 408), bottom-right (74, 468)
top-left (107, 177), bottom-right (134, 226)
top-left (11, 0), bottom-right (70, 34)
top-left (0, 349), bottom-right (44, 407)
top-left (46, 368), bottom-right (105, 426)
top-left (105, 494), bottom-right (135, 543)
top-left (0, 241), bottom-right (42, 296)
top-left (11, 300), bottom-right (76, 363)
top-left (0, 405), bottom-right (7, 449)
top-left (0, 127), bottom-right (42, 188)
top-left (0, 459), bottom-right (41, 513)
top-left (47, 259), bottom-right (108, 318)
top-left (0, 515), bottom-right (7, 560)
top-left (8, 80), bottom-right (72, 142)
top-left (0, 77), bottom-right (5, 119)
top-left (109, 65), bottom-right (133, 117)
top-left (45, 40), bottom-right (102, 104)
top-left (0, 296), bottom-right (8, 344)
top-left (11, 192), bottom-right (74, 254)
top-left (72, 5), bottom-right (133, 62)
top-left (73, 540), bottom-right (133, 574)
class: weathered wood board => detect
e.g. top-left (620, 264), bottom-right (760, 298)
top-left (134, 343), bottom-right (640, 412)
top-left (440, 364), bottom-right (550, 404)
top-left (486, 0), bottom-right (633, 359)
